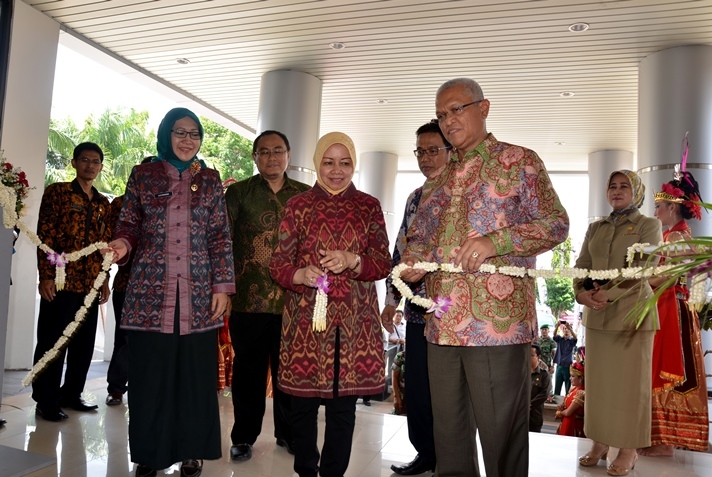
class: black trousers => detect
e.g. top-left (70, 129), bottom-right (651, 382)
top-left (404, 321), bottom-right (436, 464)
top-left (292, 327), bottom-right (357, 477)
top-left (229, 311), bottom-right (291, 445)
top-left (106, 290), bottom-right (129, 394)
top-left (292, 394), bottom-right (358, 477)
top-left (32, 291), bottom-right (99, 408)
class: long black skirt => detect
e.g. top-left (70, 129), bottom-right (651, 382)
top-left (127, 318), bottom-right (221, 469)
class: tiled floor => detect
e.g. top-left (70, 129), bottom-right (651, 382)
top-left (1, 368), bottom-right (712, 476)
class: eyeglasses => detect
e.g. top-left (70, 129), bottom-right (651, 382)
top-left (413, 146), bottom-right (452, 158)
top-left (436, 99), bottom-right (484, 123)
top-left (172, 129), bottom-right (201, 140)
top-left (254, 148), bottom-right (287, 159)
top-left (77, 157), bottom-right (102, 166)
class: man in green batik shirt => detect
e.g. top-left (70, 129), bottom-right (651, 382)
top-left (538, 324), bottom-right (556, 401)
top-left (224, 130), bottom-right (311, 463)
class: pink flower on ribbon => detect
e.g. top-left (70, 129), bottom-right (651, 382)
top-left (427, 296), bottom-right (452, 319)
top-left (47, 252), bottom-right (68, 267)
top-left (316, 275), bottom-right (331, 294)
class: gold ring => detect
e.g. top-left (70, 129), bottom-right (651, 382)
top-left (471, 251), bottom-right (479, 259)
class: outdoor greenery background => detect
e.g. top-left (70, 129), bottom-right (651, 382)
top-left (46, 108), bottom-right (254, 196)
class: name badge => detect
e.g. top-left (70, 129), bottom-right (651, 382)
top-left (155, 192), bottom-right (172, 198)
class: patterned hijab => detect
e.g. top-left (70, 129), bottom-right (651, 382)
top-left (155, 107), bottom-right (204, 172)
top-left (607, 169), bottom-right (645, 216)
top-left (312, 132), bottom-right (357, 195)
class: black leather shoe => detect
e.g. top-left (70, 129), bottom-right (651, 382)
top-left (0, 418), bottom-right (6, 427)
top-left (391, 455), bottom-right (435, 475)
top-left (230, 443), bottom-right (252, 461)
top-left (60, 399), bottom-right (98, 412)
top-left (276, 438), bottom-right (295, 455)
top-left (180, 459), bottom-right (202, 477)
top-left (35, 406), bottom-right (69, 422)
top-left (106, 393), bottom-right (123, 406)
top-left (363, 398), bottom-right (371, 406)
top-left (135, 464), bottom-right (157, 477)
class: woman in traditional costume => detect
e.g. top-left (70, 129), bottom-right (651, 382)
top-left (556, 361), bottom-right (585, 438)
top-left (638, 170), bottom-right (709, 456)
top-left (269, 132), bottom-right (391, 477)
top-left (108, 108), bottom-right (235, 477)
top-left (573, 170), bottom-right (662, 476)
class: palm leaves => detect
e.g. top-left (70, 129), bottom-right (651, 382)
top-left (46, 108), bottom-right (253, 194)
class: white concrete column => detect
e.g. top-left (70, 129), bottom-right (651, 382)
top-left (638, 45), bottom-right (712, 392)
top-left (0, 1), bottom-right (59, 370)
top-left (587, 150), bottom-right (634, 221)
top-left (359, 151), bottom-right (399, 243)
top-left (359, 151), bottom-right (398, 309)
top-left (257, 70), bottom-right (322, 186)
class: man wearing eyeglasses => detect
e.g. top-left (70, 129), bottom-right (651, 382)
top-left (32, 142), bottom-right (113, 421)
top-left (401, 78), bottom-right (569, 477)
top-left (224, 130), bottom-right (310, 462)
top-left (382, 120), bottom-right (451, 476)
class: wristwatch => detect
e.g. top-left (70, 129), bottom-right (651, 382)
top-left (352, 254), bottom-right (361, 269)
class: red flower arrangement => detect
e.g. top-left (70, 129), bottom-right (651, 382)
top-left (1, 153), bottom-right (33, 215)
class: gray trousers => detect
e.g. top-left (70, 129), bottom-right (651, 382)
top-left (428, 342), bottom-right (530, 477)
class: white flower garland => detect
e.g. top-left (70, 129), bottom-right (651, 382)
top-left (0, 183), bottom-right (114, 386)
top-left (22, 252), bottom-right (114, 386)
top-left (390, 243), bottom-right (712, 313)
top-left (312, 275), bottom-right (330, 332)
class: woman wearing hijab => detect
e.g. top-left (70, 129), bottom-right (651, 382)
top-left (572, 170), bottom-right (662, 476)
top-left (108, 107), bottom-right (235, 477)
top-left (269, 132), bottom-right (391, 477)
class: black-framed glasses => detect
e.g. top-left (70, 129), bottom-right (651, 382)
top-left (436, 99), bottom-right (484, 123)
top-left (172, 129), bottom-right (201, 140)
top-left (413, 146), bottom-right (452, 158)
top-left (77, 157), bottom-right (102, 166)
top-left (254, 148), bottom-right (287, 159)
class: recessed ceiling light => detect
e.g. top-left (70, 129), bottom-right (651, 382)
top-left (559, 91), bottom-right (575, 97)
top-left (329, 42), bottom-right (345, 50)
top-left (568, 22), bottom-right (589, 32)
top-left (555, 141), bottom-right (566, 146)
top-left (176, 58), bottom-right (191, 64)
top-left (376, 99), bottom-right (388, 104)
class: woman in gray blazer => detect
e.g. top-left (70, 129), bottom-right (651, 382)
top-left (573, 170), bottom-right (662, 476)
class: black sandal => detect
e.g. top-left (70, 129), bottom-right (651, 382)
top-left (135, 465), bottom-right (157, 477)
top-left (180, 459), bottom-right (203, 477)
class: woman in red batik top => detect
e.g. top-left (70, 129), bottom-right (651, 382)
top-left (269, 132), bottom-right (391, 477)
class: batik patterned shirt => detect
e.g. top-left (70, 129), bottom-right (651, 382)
top-left (114, 161), bottom-right (235, 334)
top-left (107, 195), bottom-right (131, 293)
top-left (404, 133), bottom-right (569, 347)
top-left (36, 180), bottom-right (112, 294)
top-left (384, 186), bottom-right (428, 324)
top-left (269, 183), bottom-right (391, 398)
top-left (225, 174), bottom-right (311, 314)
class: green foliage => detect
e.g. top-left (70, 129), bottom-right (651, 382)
top-left (545, 237), bottom-right (575, 319)
top-left (45, 109), bottom-right (254, 195)
top-left (199, 117), bottom-right (253, 181)
top-left (544, 276), bottom-right (575, 319)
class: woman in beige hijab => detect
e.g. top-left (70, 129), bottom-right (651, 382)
top-left (269, 132), bottom-right (392, 477)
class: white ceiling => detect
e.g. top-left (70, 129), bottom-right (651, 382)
top-left (24, 0), bottom-right (712, 171)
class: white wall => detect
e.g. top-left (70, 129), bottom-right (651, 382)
top-left (1, 1), bottom-right (59, 369)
